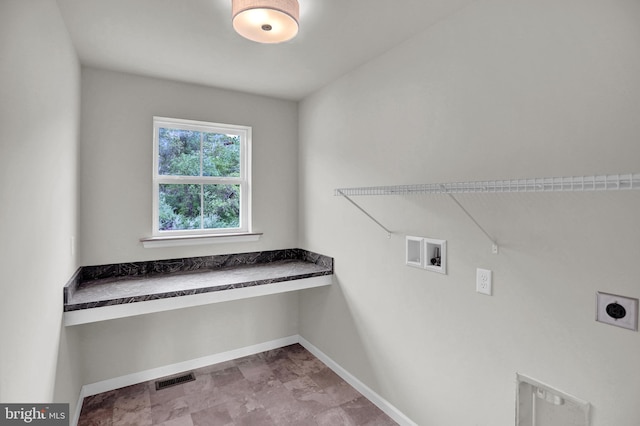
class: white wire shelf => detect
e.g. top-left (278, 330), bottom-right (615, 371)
top-left (335, 173), bottom-right (640, 197)
top-left (335, 173), bottom-right (640, 251)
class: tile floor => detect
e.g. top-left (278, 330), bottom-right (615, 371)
top-left (78, 344), bottom-right (398, 425)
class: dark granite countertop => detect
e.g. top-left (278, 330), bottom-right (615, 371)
top-left (64, 249), bottom-right (333, 312)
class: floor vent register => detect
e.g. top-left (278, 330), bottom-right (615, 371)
top-left (155, 372), bottom-right (196, 390)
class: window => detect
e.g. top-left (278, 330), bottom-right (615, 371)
top-left (152, 117), bottom-right (251, 237)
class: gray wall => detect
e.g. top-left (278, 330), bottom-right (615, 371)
top-left (80, 67), bottom-right (299, 264)
top-left (0, 0), bottom-right (82, 409)
top-left (298, 0), bottom-right (640, 424)
top-left (75, 68), bottom-right (300, 384)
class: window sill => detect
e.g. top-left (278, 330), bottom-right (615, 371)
top-left (140, 232), bottom-right (263, 248)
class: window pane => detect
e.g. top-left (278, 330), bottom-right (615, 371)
top-left (203, 133), bottom-right (240, 177)
top-left (158, 128), bottom-right (202, 176)
top-left (203, 184), bottom-right (240, 229)
top-left (159, 184), bottom-right (202, 230)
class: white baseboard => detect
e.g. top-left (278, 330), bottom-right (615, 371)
top-left (72, 387), bottom-right (87, 426)
top-left (298, 336), bottom-right (418, 426)
top-left (73, 334), bottom-right (415, 426)
top-left (81, 335), bottom-right (299, 397)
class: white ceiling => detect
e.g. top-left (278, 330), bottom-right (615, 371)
top-left (56, 0), bottom-right (475, 100)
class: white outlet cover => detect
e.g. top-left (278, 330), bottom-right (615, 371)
top-left (596, 292), bottom-right (638, 331)
top-left (476, 268), bottom-right (492, 296)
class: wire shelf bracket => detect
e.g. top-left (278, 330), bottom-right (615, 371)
top-left (335, 173), bottom-right (640, 253)
top-left (441, 185), bottom-right (499, 254)
top-left (336, 189), bottom-right (392, 238)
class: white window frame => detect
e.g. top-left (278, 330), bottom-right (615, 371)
top-left (152, 117), bottom-right (252, 237)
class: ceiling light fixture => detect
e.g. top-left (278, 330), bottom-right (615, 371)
top-left (232, 0), bottom-right (299, 44)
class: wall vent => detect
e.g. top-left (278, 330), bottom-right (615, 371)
top-left (155, 372), bottom-right (195, 390)
top-left (516, 373), bottom-right (590, 426)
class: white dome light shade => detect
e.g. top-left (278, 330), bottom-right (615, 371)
top-left (232, 0), bottom-right (299, 44)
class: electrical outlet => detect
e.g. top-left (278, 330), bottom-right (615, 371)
top-left (476, 268), bottom-right (492, 296)
top-left (596, 292), bottom-right (638, 331)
